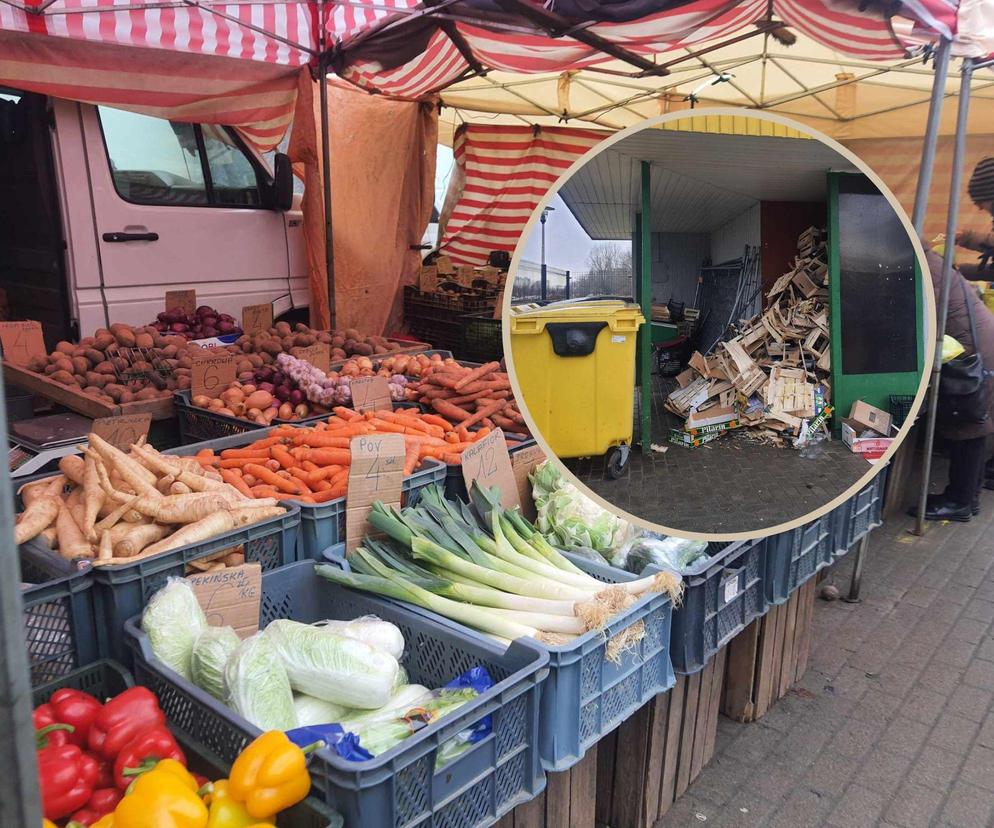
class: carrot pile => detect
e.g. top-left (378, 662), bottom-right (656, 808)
top-left (192, 406), bottom-right (529, 504)
top-left (403, 360), bottom-right (529, 438)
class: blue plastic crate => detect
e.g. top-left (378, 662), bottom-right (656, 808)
top-left (831, 470), bottom-right (887, 558)
top-left (125, 560), bottom-right (548, 828)
top-left (170, 429), bottom-right (447, 559)
top-left (329, 546), bottom-right (675, 772)
top-left (56, 504), bottom-right (301, 663)
top-left (33, 660), bottom-right (342, 828)
top-left (765, 513), bottom-right (834, 605)
top-left (19, 543), bottom-right (102, 685)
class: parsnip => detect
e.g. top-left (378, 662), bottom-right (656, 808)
top-left (130, 493), bottom-right (231, 524)
top-left (82, 454), bottom-right (103, 540)
top-left (56, 502), bottom-right (92, 560)
top-left (19, 474), bottom-right (64, 506)
top-left (98, 529), bottom-right (114, 561)
top-left (94, 496), bottom-right (140, 532)
top-left (58, 455), bottom-right (85, 486)
top-left (229, 505), bottom-right (286, 527)
top-left (113, 523), bottom-right (171, 558)
top-left (15, 496), bottom-right (61, 545)
top-left (88, 434), bottom-right (159, 496)
top-left (169, 482), bottom-right (192, 495)
top-left (132, 444), bottom-right (237, 496)
top-left (140, 512), bottom-right (237, 557)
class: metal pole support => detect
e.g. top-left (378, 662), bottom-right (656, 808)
top-left (911, 37), bottom-right (952, 234)
top-left (318, 49), bottom-right (337, 330)
top-left (843, 535), bottom-right (869, 603)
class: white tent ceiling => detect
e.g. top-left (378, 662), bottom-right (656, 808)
top-left (559, 129), bottom-right (858, 238)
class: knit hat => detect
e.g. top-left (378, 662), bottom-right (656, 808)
top-left (967, 157), bottom-right (994, 205)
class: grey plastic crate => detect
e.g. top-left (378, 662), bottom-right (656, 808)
top-left (330, 546), bottom-right (675, 772)
top-left (19, 543), bottom-right (102, 685)
top-left (765, 514), bottom-right (833, 605)
top-left (32, 660), bottom-right (342, 828)
top-left (443, 437), bottom-right (539, 502)
top-left (171, 428), bottom-right (447, 558)
top-left (125, 560), bottom-right (548, 827)
top-left (832, 470), bottom-right (887, 558)
top-left (42, 504), bottom-right (301, 663)
top-left (174, 389), bottom-right (332, 444)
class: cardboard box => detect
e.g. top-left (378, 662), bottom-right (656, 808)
top-left (847, 400), bottom-right (892, 437)
top-left (841, 419), bottom-right (894, 460)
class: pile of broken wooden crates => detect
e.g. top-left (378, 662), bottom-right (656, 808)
top-left (667, 227), bottom-right (832, 449)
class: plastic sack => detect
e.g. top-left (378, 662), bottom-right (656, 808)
top-left (293, 694), bottom-right (355, 728)
top-left (313, 616), bottom-right (405, 661)
top-left (943, 334), bottom-right (966, 364)
top-left (190, 625), bottom-right (240, 701)
top-left (265, 619), bottom-right (400, 709)
top-left (610, 534), bottom-right (708, 574)
top-left (225, 632), bottom-right (297, 731)
top-left (141, 578), bottom-right (208, 682)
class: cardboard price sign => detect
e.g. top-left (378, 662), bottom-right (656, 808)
top-left (292, 343), bottom-right (330, 373)
top-left (346, 434), bottom-right (405, 552)
top-left (91, 413), bottom-right (152, 451)
top-left (350, 376), bottom-right (392, 413)
top-left (191, 351), bottom-right (236, 398)
top-left (165, 289), bottom-right (197, 316)
top-left (188, 563), bottom-right (262, 639)
top-left (0, 320), bottom-right (46, 366)
top-left (510, 443), bottom-right (546, 522)
top-left (241, 303), bottom-right (273, 335)
top-left (461, 428), bottom-right (519, 509)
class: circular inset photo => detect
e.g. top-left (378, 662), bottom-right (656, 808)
top-left (503, 110), bottom-right (934, 539)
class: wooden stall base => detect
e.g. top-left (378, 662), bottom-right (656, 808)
top-left (594, 648), bottom-right (727, 828)
top-left (721, 578), bottom-right (816, 723)
top-left (495, 746), bottom-right (598, 828)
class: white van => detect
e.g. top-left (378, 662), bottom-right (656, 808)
top-left (0, 90), bottom-right (308, 349)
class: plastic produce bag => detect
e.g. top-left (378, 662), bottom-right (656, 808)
top-left (293, 695), bottom-right (356, 728)
top-left (225, 632), bottom-right (297, 731)
top-left (141, 578), bottom-right (208, 682)
top-left (265, 619), bottom-right (400, 709)
top-left (190, 625), bottom-right (240, 701)
top-left (610, 534), bottom-right (709, 574)
top-left (943, 334), bottom-right (966, 364)
top-left (314, 616), bottom-right (405, 661)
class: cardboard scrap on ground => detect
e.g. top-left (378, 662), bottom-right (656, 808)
top-left (666, 227), bottom-right (833, 449)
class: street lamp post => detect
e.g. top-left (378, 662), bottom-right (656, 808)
top-left (540, 206), bottom-right (555, 301)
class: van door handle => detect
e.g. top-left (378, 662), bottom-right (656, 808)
top-left (102, 231), bottom-right (159, 243)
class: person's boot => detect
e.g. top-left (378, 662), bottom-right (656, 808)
top-left (908, 494), bottom-right (960, 518)
top-left (923, 501), bottom-right (973, 522)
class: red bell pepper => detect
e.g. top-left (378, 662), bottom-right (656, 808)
top-left (87, 687), bottom-right (165, 760)
top-left (94, 758), bottom-right (115, 790)
top-left (38, 743), bottom-right (100, 820)
top-left (68, 787), bottom-right (123, 826)
top-left (34, 689), bottom-right (102, 747)
top-left (113, 725), bottom-right (187, 790)
top-left (36, 723), bottom-right (76, 749)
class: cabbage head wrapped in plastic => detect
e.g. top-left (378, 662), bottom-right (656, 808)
top-left (141, 578), bottom-right (208, 682)
top-left (610, 534), bottom-right (709, 574)
top-left (191, 625), bottom-right (240, 701)
top-left (314, 616), bottom-right (405, 661)
top-left (225, 632), bottom-right (297, 731)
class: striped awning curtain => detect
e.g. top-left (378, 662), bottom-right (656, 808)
top-left (438, 124), bottom-right (609, 265)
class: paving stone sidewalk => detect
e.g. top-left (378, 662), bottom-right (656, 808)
top-left (655, 489), bottom-right (994, 828)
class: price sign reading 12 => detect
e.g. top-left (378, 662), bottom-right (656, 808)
top-left (461, 428), bottom-right (519, 509)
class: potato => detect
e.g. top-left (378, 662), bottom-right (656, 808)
top-left (134, 387), bottom-right (159, 401)
top-left (94, 361), bottom-right (117, 376)
top-left (274, 321), bottom-right (292, 338)
top-left (131, 361), bottom-right (152, 372)
top-left (27, 355), bottom-right (48, 372)
top-left (331, 335), bottom-right (346, 348)
top-left (353, 343), bottom-right (374, 357)
top-left (259, 340), bottom-right (283, 357)
top-left (176, 356), bottom-right (193, 370)
top-left (244, 390), bottom-right (273, 410)
top-left (111, 324), bottom-right (136, 348)
top-left (259, 352), bottom-right (274, 365)
top-left (236, 335), bottom-right (251, 349)
top-left (236, 359), bottom-right (253, 374)
top-left (161, 344), bottom-right (179, 359)
top-left (118, 390), bottom-right (134, 404)
top-left (217, 408), bottom-right (235, 417)
top-left (344, 328), bottom-right (361, 341)
top-left (81, 348), bottom-right (104, 366)
top-left (174, 367), bottom-right (191, 378)
top-left (55, 341), bottom-right (76, 355)
top-left (247, 354), bottom-right (264, 368)
top-left (223, 552), bottom-right (245, 567)
top-left (237, 371), bottom-right (255, 383)
top-left (71, 356), bottom-right (89, 375)
top-left (79, 336), bottom-right (95, 347)
top-left (110, 357), bottom-right (129, 372)
top-left (84, 372), bottom-right (108, 388)
top-left (73, 374), bottom-right (86, 387)
top-left (90, 333), bottom-right (114, 352)
top-left (294, 333), bottom-right (316, 347)
top-left (176, 376), bottom-right (191, 391)
top-left (50, 370), bottom-right (76, 385)
top-left (134, 332), bottom-right (154, 349)
top-left (331, 348), bottom-right (347, 360)
top-left (317, 331), bottom-right (333, 345)
top-left (280, 336), bottom-right (295, 352)
top-left (52, 357), bottom-right (74, 375)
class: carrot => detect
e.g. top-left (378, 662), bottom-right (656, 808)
top-left (432, 399), bottom-right (473, 422)
top-left (304, 448), bottom-right (352, 467)
top-left (220, 469), bottom-right (255, 499)
top-left (301, 460), bottom-right (320, 473)
top-left (270, 445), bottom-right (298, 470)
top-left (311, 484), bottom-right (347, 503)
top-left (251, 485), bottom-right (280, 498)
top-left (454, 362), bottom-right (500, 389)
top-left (220, 458), bottom-right (267, 469)
top-left (459, 399), bottom-right (506, 430)
top-left (313, 479), bottom-right (332, 492)
top-left (421, 413), bottom-right (453, 430)
top-left (244, 463), bottom-right (305, 495)
top-left (403, 440), bottom-right (420, 476)
top-left (333, 406), bottom-right (361, 421)
top-left (195, 448), bottom-right (216, 464)
top-left (473, 427), bottom-right (492, 441)
top-left (220, 447), bottom-right (272, 460)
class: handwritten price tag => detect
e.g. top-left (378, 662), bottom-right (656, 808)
top-left (241, 303), bottom-right (273, 335)
top-left (292, 342), bottom-right (330, 373)
top-left (191, 351), bottom-right (236, 398)
top-left (511, 443), bottom-right (546, 522)
top-left (0, 320), bottom-right (46, 366)
top-left (350, 376), bottom-right (392, 413)
top-left (346, 434), bottom-right (405, 553)
top-left (165, 289), bottom-right (197, 316)
top-left (461, 428), bottom-right (519, 509)
top-left (91, 413), bottom-right (152, 450)
top-left (187, 563), bottom-right (262, 639)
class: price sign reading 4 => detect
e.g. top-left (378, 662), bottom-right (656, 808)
top-left (0, 320), bottom-right (46, 367)
top-left (91, 413), bottom-right (153, 451)
top-left (345, 434), bottom-right (405, 553)
top-left (241, 303), bottom-right (274, 336)
top-left (165, 289), bottom-right (197, 316)
top-left (461, 428), bottom-right (519, 509)
top-left (191, 350), bottom-right (236, 398)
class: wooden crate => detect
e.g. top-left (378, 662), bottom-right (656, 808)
top-left (594, 649), bottom-right (727, 828)
top-left (495, 746), bottom-right (597, 828)
top-left (721, 578), bottom-right (816, 723)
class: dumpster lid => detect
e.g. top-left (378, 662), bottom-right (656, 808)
top-left (510, 297), bottom-right (641, 321)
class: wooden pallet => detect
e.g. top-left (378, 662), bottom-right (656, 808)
top-left (721, 578), bottom-right (816, 723)
top-left (594, 649), bottom-right (727, 828)
top-left (495, 746), bottom-right (598, 828)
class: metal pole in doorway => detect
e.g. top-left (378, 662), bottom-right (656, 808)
top-left (844, 536), bottom-right (869, 602)
top-left (639, 161), bottom-right (652, 456)
top-left (915, 58), bottom-right (974, 536)
top-left (318, 4), bottom-right (337, 330)
top-left (540, 206), bottom-right (554, 301)
top-left (911, 37), bottom-right (952, 233)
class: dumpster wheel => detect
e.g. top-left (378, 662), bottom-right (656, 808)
top-left (606, 445), bottom-right (630, 479)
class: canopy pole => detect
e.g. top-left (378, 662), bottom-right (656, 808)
top-left (318, 3), bottom-right (336, 331)
top-left (639, 160), bottom-right (652, 457)
top-left (914, 57), bottom-right (974, 536)
top-left (0, 363), bottom-right (43, 827)
top-left (911, 37), bottom-right (952, 233)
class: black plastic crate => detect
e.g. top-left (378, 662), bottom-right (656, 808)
top-left (889, 394), bottom-right (916, 427)
top-left (461, 311), bottom-right (504, 364)
top-left (832, 470), bottom-right (887, 557)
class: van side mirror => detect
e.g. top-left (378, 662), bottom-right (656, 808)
top-left (267, 153), bottom-right (294, 211)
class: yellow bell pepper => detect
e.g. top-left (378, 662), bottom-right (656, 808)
top-left (43, 821), bottom-right (59, 828)
top-left (90, 817), bottom-right (115, 828)
top-left (113, 762), bottom-right (209, 828)
top-left (228, 732), bottom-right (320, 820)
top-left (205, 779), bottom-right (274, 828)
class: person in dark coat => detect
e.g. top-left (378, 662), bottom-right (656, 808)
top-left (920, 244), bottom-right (994, 521)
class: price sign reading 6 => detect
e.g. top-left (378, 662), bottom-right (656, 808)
top-left (191, 352), bottom-right (236, 399)
top-left (461, 428), bottom-right (519, 509)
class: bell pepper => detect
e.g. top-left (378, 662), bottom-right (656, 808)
top-left (69, 787), bottom-right (123, 826)
top-left (95, 759), bottom-right (116, 789)
top-left (36, 723), bottom-right (76, 749)
top-left (43, 820), bottom-right (58, 828)
top-left (114, 726), bottom-right (187, 790)
top-left (38, 743), bottom-right (100, 819)
top-left (204, 779), bottom-right (274, 828)
top-left (112, 761), bottom-right (209, 828)
top-left (88, 687), bottom-right (166, 760)
top-left (34, 689), bottom-right (102, 747)
top-left (228, 731), bottom-right (320, 820)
